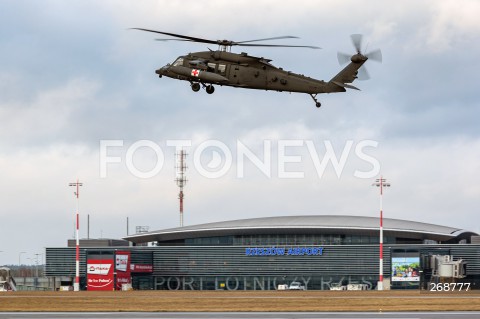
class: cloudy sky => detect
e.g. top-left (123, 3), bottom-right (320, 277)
top-left (1, 0), bottom-right (479, 265)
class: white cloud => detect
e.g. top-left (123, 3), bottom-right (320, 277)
top-left (0, 77), bottom-right (101, 149)
top-left (407, 0), bottom-right (480, 53)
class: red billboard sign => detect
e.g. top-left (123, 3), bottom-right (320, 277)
top-left (115, 251), bottom-right (131, 290)
top-left (130, 264), bottom-right (153, 273)
top-left (87, 259), bottom-right (114, 291)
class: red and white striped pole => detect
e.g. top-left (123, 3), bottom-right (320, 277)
top-left (175, 150), bottom-right (187, 227)
top-left (69, 179), bottom-right (83, 292)
top-left (373, 176), bottom-right (390, 290)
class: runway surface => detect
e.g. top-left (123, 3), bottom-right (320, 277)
top-left (1, 312), bottom-right (480, 319)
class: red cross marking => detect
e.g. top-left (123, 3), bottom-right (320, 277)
top-left (191, 69), bottom-right (200, 77)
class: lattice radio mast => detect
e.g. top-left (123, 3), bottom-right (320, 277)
top-left (175, 150), bottom-right (187, 227)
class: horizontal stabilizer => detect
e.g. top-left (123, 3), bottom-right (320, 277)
top-left (332, 81), bottom-right (360, 91)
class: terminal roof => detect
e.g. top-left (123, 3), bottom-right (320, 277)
top-left (124, 215), bottom-right (476, 244)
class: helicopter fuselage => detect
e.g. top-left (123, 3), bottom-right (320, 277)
top-left (155, 50), bottom-right (368, 107)
top-left (156, 51), bottom-right (351, 94)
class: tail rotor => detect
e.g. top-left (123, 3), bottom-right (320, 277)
top-left (337, 34), bottom-right (382, 80)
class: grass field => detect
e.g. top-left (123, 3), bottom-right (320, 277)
top-left (1, 290), bottom-right (480, 312)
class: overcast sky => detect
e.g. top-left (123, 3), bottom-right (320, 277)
top-left (1, 0), bottom-right (479, 265)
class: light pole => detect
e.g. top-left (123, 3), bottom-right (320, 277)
top-left (34, 253), bottom-right (43, 278)
top-left (34, 253), bottom-right (41, 278)
top-left (27, 257), bottom-right (33, 277)
top-left (19, 251), bottom-right (26, 266)
top-left (372, 176), bottom-right (390, 290)
top-left (69, 179), bottom-right (83, 292)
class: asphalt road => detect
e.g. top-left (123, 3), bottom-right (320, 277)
top-left (1, 312), bottom-right (480, 319)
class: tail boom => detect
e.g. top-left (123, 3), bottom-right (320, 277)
top-left (326, 55), bottom-right (367, 92)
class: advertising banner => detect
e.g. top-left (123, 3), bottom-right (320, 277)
top-left (115, 251), bottom-right (131, 290)
top-left (391, 257), bottom-right (420, 282)
top-left (130, 264), bottom-right (153, 273)
top-left (87, 259), bottom-right (114, 290)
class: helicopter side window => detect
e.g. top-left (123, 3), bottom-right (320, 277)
top-left (207, 63), bottom-right (216, 72)
top-left (218, 64), bottom-right (226, 75)
top-left (172, 58), bottom-right (184, 67)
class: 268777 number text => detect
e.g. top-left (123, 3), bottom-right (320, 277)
top-left (429, 282), bottom-right (470, 292)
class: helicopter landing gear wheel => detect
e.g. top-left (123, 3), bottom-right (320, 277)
top-left (309, 94), bottom-right (321, 108)
top-left (206, 85), bottom-right (215, 94)
top-left (191, 82), bottom-right (201, 92)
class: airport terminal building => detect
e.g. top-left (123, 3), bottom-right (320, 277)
top-left (45, 215), bottom-right (480, 290)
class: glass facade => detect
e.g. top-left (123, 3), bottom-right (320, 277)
top-left (46, 244), bottom-right (480, 291)
top-left (180, 234), bottom-right (399, 246)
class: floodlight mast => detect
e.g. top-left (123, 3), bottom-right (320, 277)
top-left (372, 176), bottom-right (390, 291)
top-left (69, 179), bottom-right (83, 292)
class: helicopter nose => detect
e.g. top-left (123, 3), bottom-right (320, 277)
top-left (155, 66), bottom-right (168, 77)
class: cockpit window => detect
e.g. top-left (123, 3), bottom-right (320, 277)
top-left (173, 58), bottom-right (184, 66)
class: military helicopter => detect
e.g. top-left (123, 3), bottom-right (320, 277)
top-left (133, 28), bottom-right (382, 108)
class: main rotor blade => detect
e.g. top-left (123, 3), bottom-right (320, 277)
top-left (337, 52), bottom-right (351, 65)
top-left (236, 43), bottom-right (321, 49)
top-left (351, 34), bottom-right (363, 53)
top-left (155, 38), bottom-right (194, 42)
top-left (134, 28), bottom-right (320, 49)
top-left (131, 28), bottom-right (217, 45)
top-left (366, 49), bottom-right (382, 63)
top-left (236, 36), bottom-right (299, 44)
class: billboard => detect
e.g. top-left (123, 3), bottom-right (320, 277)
top-left (115, 251), bottom-right (131, 290)
top-left (87, 259), bottom-right (114, 290)
top-left (391, 257), bottom-right (420, 282)
top-left (131, 264), bottom-right (153, 273)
